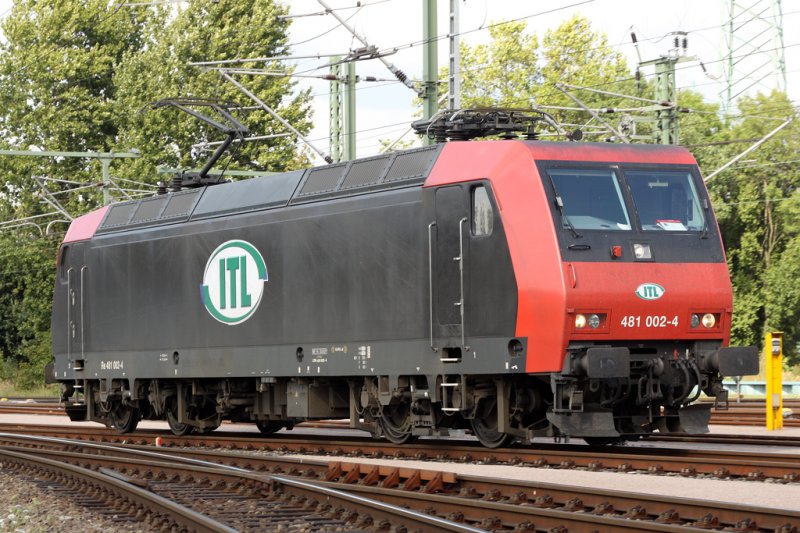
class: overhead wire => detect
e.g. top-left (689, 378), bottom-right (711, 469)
top-left (2, 1), bottom-right (797, 162)
top-left (283, 3), bottom-right (800, 80)
top-left (288, 3), bottom-right (364, 48)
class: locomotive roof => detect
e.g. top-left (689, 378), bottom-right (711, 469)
top-left (66, 140), bottom-right (696, 241)
top-left (92, 144), bottom-right (443, 236)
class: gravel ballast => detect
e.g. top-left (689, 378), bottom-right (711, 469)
top-left (0, 469), bottom-right (151, 533)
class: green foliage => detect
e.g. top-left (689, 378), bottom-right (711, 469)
top-left (705, 90), bottom-right (800, 362)
top-left (0, 236), bottom-right (58, 387)
top-left (0, 0), bottom-right (160, 213)
top-left (538, 15), bottom-right (633, 123)
top-left (0, 0), bottom-right (313, 386)
top-left (457, 20), bottom-right (540, 108)
top-left (451, 15), bottom-right (632, 138)
top-left (0, 3), bottom-right (798, 385)
top-left (113, 0), bottom-right (312, 184)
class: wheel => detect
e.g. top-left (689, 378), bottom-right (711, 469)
top-left (470, 397), bottom-right (514, 449)
top-left (166, 398), bottom-right (193, 436)
top-left (110, 404), bottom-right (139, 434)
top-left (255, 420), bottom-right (284, 435)
top-left (379, 401), bottom-right (416, 444)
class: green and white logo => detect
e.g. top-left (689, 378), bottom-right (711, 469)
top-left (635, 282), bottom-right (665, 301)
top-left (201, 240), bottom-right (268, 325)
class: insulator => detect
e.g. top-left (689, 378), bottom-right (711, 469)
top-left (630, 32), bottom-right (638, 44)
top-left (394, 69), bottom-right (408, 83)
top-left (682, 37), bottom-right (688, 50)
top-left (170, 175), bottom-right (182, 193)
top-left (674, 37), bottom-right (679, 49)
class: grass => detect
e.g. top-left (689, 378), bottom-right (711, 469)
top-left (0, 381), bottom-right (59, 399)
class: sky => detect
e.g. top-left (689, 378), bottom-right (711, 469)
top-left (283, 0), bottom-right (799, 162)
top-left (0, 0), bottom-right (797, 164)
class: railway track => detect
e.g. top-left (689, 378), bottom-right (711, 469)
top-left (2, 432), bottom-right (798, 532)
top-left (700, 398), bottom-right (800, 427)
top-left (2, 397), bottom-right (798, 424)
top-left (2, 423), bottom-right (800, 483)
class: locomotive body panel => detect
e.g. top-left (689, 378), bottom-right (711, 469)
top-left (52, 176), bottom-right (522, 382)
top-left (564, 261), bottom-right (732, 343)
top-left (427, 141), bottom-right (567, 372)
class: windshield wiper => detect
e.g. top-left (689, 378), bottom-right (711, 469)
top-left (544, 170), bottom-right (582, 239)
top-left (555, 195), bottom-right (582, 238)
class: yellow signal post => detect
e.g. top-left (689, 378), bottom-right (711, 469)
top-left (765, 332), bottom-right (783, 430)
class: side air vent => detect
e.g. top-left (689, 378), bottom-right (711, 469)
top-left (97, 188), bottom-right (204, 234)
top-left (161, 189), bottom-right (202, 219)
top-left (130, 196), bottom-right (168, 224)
top-left (99, 202), bottom-right (137, 230)
top-left (298, 163), bottom-right (348, 196)
top-left (340, 156), bottom-right (391, 189)
top-left (291, 145), bottom-right (442, 204)
top-left (384, 147), bottom-right (438, 181)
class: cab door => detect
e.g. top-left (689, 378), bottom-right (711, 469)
top-left (434, 185), bottom-right (469, 348)
top-left (66, 242), bottom-right (86, 366)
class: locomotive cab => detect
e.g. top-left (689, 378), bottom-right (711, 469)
top-left (423, 140), bottom-right (758, 445)
top-left (537, 160), bottom-right (758, 440)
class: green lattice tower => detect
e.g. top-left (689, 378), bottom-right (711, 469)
top-left (721, 0), bottom-right (786, 114)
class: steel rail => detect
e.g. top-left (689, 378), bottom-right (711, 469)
top-left (0, 438), bottom-right (483, 532)
top-left (2, 423), bottom-right (800, 480)
top-left (2, 433), bottom-right (798, 532)
top-left (0, 437), bottom-right (762, 533)
top-left (0, 448), bottom-right (238, 533)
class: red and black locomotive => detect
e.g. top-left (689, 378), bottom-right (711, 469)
top-left (48, 125), bottom-right (758, 447)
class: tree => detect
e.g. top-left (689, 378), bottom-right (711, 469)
top-left (538, 15), bottom-right (634, 124)
top-left (112, 0), bottom-right (313, 186)
top-left (0, 0), bottom-right (314, 386)
top-left (456, 20), bottom-right (540, 109)
top-left (0, 1), bottom-right (160, 387)
top-left (705, 90), bottom-right (800, 361)
top-left (0, 0), bottom-right (162, 214)
top-left (0, 234), bottom-right (58, 388)
top-left (450, 15), bottom-right (633, 138)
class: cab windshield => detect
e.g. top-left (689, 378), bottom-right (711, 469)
top-left (547, 168), bottom-right (632, 231)
top-left (626, 170), bottom-right (705, 231)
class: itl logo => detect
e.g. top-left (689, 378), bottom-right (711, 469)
top-left (635, 283), bottom-right (665, 301)
top-left (201, 240), bottom-right (268, 325)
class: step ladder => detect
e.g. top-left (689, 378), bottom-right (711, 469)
top-left (440, 376), bottom-right (461, 413)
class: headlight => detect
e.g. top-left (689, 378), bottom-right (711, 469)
top-left (691, 314), bottom-right (700, 328)
top-left (574, 312), bottom-right (606, 331)
top-left (633, 243), bottom-right (652, 259)
top-left (702, 313), bottom-right (716, 328)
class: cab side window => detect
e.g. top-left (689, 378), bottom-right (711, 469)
top-left (472, 185), bottom-right (493, 236)
top-left (58, 245), bottom-right (70, 283)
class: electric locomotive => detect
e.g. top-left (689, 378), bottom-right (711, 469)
top-left (47, 134), bottom-right (758, 447)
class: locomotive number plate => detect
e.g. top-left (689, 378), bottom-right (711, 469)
top-left (100, 360), bottom-right (124, 370)
top-left (620, 315), bottom-right (679, 328)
